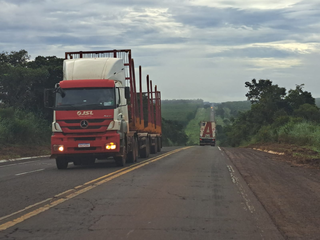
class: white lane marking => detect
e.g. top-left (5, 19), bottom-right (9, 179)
top-left (227, 165), bottom-right (255, 214)
top-left (218, 146), bottom-right (221, 151)
top-left (0, 160), bottom-right (40, 169)
top-left (15, 169), bottom-right (45, 176)
top-left (127, 230), bottom-right (134, 237)
top-left (0, 159), bottom-right (54, 169)
top-left (0, 155), bottom-right (50, 164)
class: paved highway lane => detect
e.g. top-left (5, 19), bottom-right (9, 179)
top-left (0, 147), bottom-right (179, 218)
top-left (0, 146), bottom-right (283, 239)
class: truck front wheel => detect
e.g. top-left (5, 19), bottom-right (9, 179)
top-left (56, 157), bottom-right (68, 169)
top-left (114, 147), bottom-right (126, 167)
top-left (127, 138), bottom-right (138, 163)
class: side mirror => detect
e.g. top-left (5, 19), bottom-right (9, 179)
top-left (125, 87), bottom-right (130, 100)
top-left (44, 89), bottom-right (55, 108)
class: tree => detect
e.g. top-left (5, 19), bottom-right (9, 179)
top-left (293, 104), bottom-right (320, 123)
top-left (245, 79), bottom-right (286, 104)
top-left (0, 50), bottom-right (64, 121)
top-left (215, 104), bottom-right (224, 119)
top-left (245, 79), bottom-right (287, 124)
top-left (162, 118), bottom-right (188, 146)
top-left (0, 50), bottom-right (30, 67)
top-left (285, 84), bottom-right (315, 112)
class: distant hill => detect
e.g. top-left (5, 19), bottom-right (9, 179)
top-left (161, 99), bottom-right (203, 126)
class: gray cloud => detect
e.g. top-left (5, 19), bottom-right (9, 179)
top-left (208, 47), bottom-right (296, 58)
top-left (1, 0), bottom-right (320, 101)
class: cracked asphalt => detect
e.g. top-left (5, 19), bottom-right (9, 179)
top-left (0, 146), bottom-right (285, 240)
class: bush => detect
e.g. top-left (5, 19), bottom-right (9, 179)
top-left (293, 103), bottom-right (320, 123)
top-left (0, 108), bottom-right (51, 145)
top-left (277, 120), bottom-right (320, 146)
top-left (253, 125), bottom-right (277, 143)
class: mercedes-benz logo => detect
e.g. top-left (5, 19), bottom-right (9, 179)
top-left (80, 120), bottom-right (89, 129)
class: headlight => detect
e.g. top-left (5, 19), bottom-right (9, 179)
top-left (105, 142), bottom-right (116, 150)
top-left (53, 145), bottom-right (64, 152)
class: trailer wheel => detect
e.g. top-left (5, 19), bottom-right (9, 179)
top-left (140, 138), bottom-right (150, 158)
top-left (157, 137), bottom-right (161, 152)
top-left (56, 157), bottom-right (68, 169)
top-left (114, 146), bottom-right (126, 167)
top-left (150, 137), bottom-right (157, 154)
top-left (127, 138), bottom-right (137, 163)
top-left (134, 138), bottom-right (139, 162)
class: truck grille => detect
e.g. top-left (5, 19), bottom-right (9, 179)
top-left (58, 118), bottom-right (111, 133)
top-left (64, 119), bottom-right (105, 124)
top-left (74, 137), bottom-right (96, 141)
top-left (68, 126), bottom-right (101, 130)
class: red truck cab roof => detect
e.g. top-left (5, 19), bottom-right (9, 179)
top-left (59, 79), bottom-right (115, 88)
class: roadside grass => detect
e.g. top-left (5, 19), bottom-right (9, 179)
top-left (0, 144), bottom-right (51, 160)
top-left (244, 120), bottom-right (320, 168)
top-left (277, 121), bottom-right (320, 148)
top-left (0, 108), bottom-right (51, 160)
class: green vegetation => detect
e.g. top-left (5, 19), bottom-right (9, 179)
top-left (0, 50), bottom-right (63, 152)
top-left (217, 80), bottom-right (320, 150)
top-left (185, 108), bottom-right (211, 145)
top-left (162, 118), bottom-right (188, 146)
top-left (0, 108), bottom-right (50, 145)
top-left (161, 99), bottom-right (203, 127)
top-left (161, 100), bottom-right (204, 146)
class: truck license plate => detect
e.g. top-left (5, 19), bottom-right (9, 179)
top-left (78, 143), bottom-right (90, 148)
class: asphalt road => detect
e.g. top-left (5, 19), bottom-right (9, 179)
top-left (0, 146), bottom-right (283, 240)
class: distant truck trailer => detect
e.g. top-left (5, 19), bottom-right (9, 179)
top-left (199, 121), bottom-right (216, 146)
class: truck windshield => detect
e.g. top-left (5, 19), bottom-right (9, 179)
top-left (55, 88), bottom-right (115, 110)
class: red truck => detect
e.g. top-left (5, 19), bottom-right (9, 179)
top-left (45, 49), bottom-right (162, 169)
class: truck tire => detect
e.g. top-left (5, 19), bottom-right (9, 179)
top-left (135, 138), bottom-right (139, 161)
top-left (157, 137), bottom-right (161, 152)
top-left (114, 146), bottom-right (126, 167)
top-left (127, 138), bottom-right (137, 163)
top-left (56, 157), bottom-right (68, 169)
top-left (150, 137), bottom-right (157, 154)
top-left (140, 139), bottom-right (150, 158)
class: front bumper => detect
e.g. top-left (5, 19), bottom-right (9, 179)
top-left (51, 131), bottom-right (120, 158)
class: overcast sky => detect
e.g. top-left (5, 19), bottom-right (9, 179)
top-left (1, 0), bottom-right (320, 102)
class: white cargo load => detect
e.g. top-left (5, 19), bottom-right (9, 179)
top-left (63, 58), bottom-right (126, 84)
